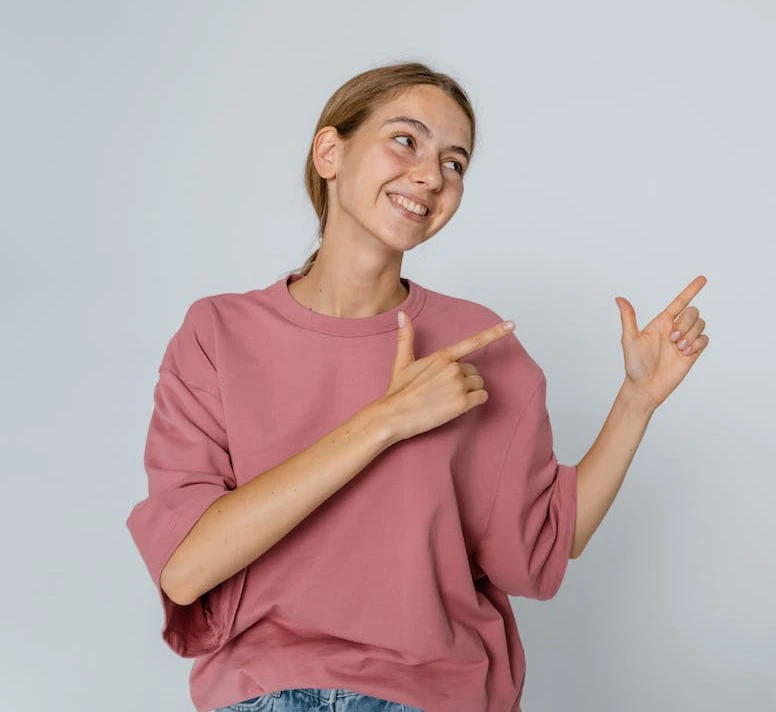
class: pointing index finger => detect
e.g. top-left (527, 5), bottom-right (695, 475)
top-left (665, 275), bottom-right (707, 318)
top-left (444, 321), bottom-right (515, 362)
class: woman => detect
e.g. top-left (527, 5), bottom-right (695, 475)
top-left (126, 61), bottom-right (709, 712)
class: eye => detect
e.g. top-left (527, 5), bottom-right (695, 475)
top-left (391, 133), bottom-right (415, 149)
top-left (391, 133), bottom-right (466, 176)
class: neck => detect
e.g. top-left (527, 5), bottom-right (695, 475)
top-left (289, 258), bottom-right (408, 319)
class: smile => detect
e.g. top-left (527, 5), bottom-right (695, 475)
top-left (387, 193), bottom-right (431, 220)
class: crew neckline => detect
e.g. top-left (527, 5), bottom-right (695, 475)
top-left (268, 272), bottom-right (427, 337)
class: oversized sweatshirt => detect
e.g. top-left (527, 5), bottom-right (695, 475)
top-left (125, 272), bottom-right (578, 712)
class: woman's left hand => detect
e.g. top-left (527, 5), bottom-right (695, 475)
top-left (615, 275), bottom-right (710, 411)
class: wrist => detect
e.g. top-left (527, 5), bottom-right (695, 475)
top-left (618, 379), bottom-right (659, 417)
top-left (359, 397), bottom-right (404, 450)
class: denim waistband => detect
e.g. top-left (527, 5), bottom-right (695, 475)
top-left (291, 688), bottom-right (361, 703)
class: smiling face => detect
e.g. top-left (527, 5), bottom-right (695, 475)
top-left (314, 84), bottom-right (473, 253)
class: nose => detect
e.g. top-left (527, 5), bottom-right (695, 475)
top-left (410, 155), bottom-right (444, 192)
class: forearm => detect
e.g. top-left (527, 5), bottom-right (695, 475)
top-left (162, 400), bottom-right (397, 606)
top-left (570, 380), bottom-right (656, 558)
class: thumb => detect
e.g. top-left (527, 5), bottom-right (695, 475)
top-left (615, 296), bottom-right (639, 341)
top-left (392, 310), bottom-right (415, 373)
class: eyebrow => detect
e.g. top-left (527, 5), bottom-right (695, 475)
top-left (381, 115), bottom-right (471, 163)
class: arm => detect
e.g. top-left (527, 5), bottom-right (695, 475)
top-left (161, 400), bottom-right (397, 606)
top-left (127, 298), bottom-right (404, 656)
top-left (570, 379), bottom-right (656, 559)
top-left (571, 276), bottom-right (710, 558)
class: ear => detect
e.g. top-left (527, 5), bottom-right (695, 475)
top-left (312, 126), bottom-right (338, 180)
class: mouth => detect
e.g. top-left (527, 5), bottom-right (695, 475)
top-left (386, 192), bottom-right (432, 221)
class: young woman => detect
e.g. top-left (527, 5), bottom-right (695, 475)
top-left (126, 61), bottom-right (709, 712)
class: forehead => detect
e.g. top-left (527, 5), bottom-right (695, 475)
top-left (370, 85), bottom-right (471, 149)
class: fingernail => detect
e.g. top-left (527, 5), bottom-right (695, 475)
top-left (670, 330), bottom-right (681, 342)
top-left (503, 321), bottom-right (515, 331)
top-left (398, 311), bottom-right (405, 328)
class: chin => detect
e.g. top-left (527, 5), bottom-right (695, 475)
top-left (377, 229), bottom-right (429, 252)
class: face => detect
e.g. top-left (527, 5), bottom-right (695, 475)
top-left (314, 84), bottom-right (472, 251)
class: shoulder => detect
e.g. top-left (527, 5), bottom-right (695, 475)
top-left (159, 295), bottom-right (229, 387)
top-left (420, 282), bottom-right (544, 387)
top-left (191, 287), bottom-right (274, 329)
top-left (180, 295), bottom-right (215, 326)
top-left (174, 288), bottom-right (259, 346)
top-left (184, 290), bottom-right (246, 320)
top-left (172, 288), bottom-right (271, 362)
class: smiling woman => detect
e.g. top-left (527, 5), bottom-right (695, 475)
top-left (126, 60), bottom-right (579, 712)
top-left (292, 62), bottom-right (476, 283)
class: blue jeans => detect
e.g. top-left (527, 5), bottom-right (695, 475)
top-left (215, 687), bottom-right (425, 711)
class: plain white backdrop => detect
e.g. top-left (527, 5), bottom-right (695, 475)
top-left (1, 1), bottom-right (773, 710)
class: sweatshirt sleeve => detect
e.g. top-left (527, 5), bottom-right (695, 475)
top-left (125, 297), bottom-right (247, 658)
top-left (475, 373), bottom-right (578, 600)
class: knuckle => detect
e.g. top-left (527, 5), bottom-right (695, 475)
top-left (443, 361), bottom-right (461, 379)
top-left (426, 352), bottom-right (446, 369)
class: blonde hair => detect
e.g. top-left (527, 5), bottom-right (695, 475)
top-left (284, 60), bottom-right (477, 278)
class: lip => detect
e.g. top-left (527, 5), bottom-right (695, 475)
top-left (386, 191), bottom-right (434, 216)
top-left (386, 193), bottom-right (431, 223)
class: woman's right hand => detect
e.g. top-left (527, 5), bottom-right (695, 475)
top-left (376, 310), bottom-right (516, 443)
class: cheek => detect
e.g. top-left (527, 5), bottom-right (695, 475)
top-left (443, 185), bottom-right (464, 214)
top-left (374, 147), bottom-right (407, 178)
top-left (346, 147), bottom-right (402, 195)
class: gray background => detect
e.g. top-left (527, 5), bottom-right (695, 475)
top-left (1, 1), bottom-right (773, 710)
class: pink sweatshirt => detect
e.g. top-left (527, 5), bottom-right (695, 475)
top-left (126, 272), bottom-right (577, 712)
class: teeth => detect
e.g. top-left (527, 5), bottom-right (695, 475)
top-left (390, 193), bottom-right (428, 216)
